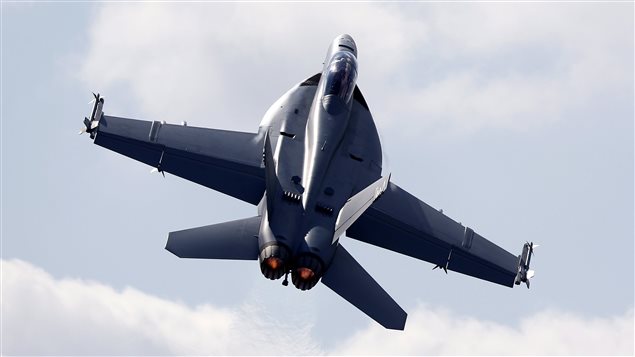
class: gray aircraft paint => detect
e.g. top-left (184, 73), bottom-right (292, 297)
top-left (81, 34), bottom-right (534, 330)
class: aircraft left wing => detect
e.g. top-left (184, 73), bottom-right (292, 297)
top-left (82, 95), bottom-right (266, 205)
top-left (346, 182), bottom-right (524, 287)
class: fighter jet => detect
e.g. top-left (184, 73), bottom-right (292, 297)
top-left (81, 34), bottom-right (535, 330)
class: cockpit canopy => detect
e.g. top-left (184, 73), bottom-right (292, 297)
top-left (324, 51), bottom-right (358, 103)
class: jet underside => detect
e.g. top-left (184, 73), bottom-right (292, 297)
top-left (80, 34), bottom-right (535, 330)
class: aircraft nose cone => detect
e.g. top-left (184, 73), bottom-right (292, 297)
top-left (339, 33), bottom-right (354, 42)
top-left (335, 34), bottom-right (357, 56)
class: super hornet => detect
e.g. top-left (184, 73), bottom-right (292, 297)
top-left (81, 34), bottom-right (535, 330)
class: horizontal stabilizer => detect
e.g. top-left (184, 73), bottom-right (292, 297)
top-left (321, 244), bottom-right (407, 330)
top-left (166, 216), bottom-right (261, 260)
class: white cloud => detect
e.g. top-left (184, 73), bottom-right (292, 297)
top-left (78, 3), bottom-right (632, 136)
top-left (1, 259), bottom-right (320, 355)
top-left (381, 3), bottom-right (633, 135)
top-left (2, 259), bottom-right (633, 355)
top-left (334, 305), bottom-right (634, 356)
top-left (79, 3), bottom-right (426, 130)
top-left (388, 71), bottom-right (564, 133)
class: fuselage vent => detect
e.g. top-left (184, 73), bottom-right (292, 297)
top-left (315, 203), bottom-right (334, 216)
top-left (282, 191), bottom-right (302, 203)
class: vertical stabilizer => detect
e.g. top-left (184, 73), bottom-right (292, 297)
top-left (263, 131), bottom-right (282, 216)
top-left (322, 244), bottom-right (407, 330)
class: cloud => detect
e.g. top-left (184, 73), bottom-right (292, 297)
top-left (334, 305), bottom-right (634, 356)
top-left (78, 3), bottom-right (426, 131)
top-left (2, 259), bottom-right (633, 355)
top-left (380, 3), bottom-right (633, 135)
top-left (77, 3), bottom-right (632, 136)
top-left (1, 259), bottom-right (320, 355)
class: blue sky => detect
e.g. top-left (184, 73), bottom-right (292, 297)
top-left (2, 2), bottom-right (633, 355)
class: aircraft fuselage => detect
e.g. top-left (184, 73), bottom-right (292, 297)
top-left (83, 33), bottom-right (531, 330)
top-left (256, 34), bottom-right (383, 290)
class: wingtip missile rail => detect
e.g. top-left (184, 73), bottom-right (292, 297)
top-left (80, 92), bottom-right (104, 138)
top-left (515, 242), bottom-right (537, 288)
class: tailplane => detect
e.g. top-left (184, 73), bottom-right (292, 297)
top-left (166, 216), bottom-right (261, 260)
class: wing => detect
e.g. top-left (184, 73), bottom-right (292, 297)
top-left (92, 114), bottom-right (266, 205)
top-left (346, 182), bottom-right (520, 287)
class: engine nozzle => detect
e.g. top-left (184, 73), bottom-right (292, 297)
top-left (259, 243), bottom-right (290, 280)
top-left (291, 254), bottom-right (324, 291)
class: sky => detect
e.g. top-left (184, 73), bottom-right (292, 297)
top-left (1, 2), bottom-right (633, 355)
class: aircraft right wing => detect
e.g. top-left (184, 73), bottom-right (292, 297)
top-left (82, 96), bottom-right (266, 205)
top-left (346, 182), bottom-right (521, 287)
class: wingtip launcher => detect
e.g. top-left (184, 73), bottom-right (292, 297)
top-left (80, 92), bottom-right (104, 138)
top-left (514, 242), bottom-right (537, 288)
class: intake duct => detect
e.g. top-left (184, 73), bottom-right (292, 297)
top-left (259, 243), bottom-right (290, 280)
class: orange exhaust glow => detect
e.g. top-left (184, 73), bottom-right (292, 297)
top-left (297, 267), bottom-right (315, 280)
top-left (265, 257), bottom-right (282, 270)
